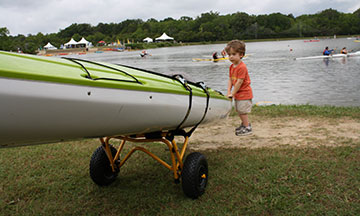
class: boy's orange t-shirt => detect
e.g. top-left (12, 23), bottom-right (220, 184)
top-left (229, 61), bottom-right (253, 100)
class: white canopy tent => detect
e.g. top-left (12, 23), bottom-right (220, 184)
top-left (143, 37), bottom-right (153, 43)
top-left (77, 37), bottom-right (91, 48)
top-left (44, 42), bottom-right (57, 50)
top-left (155, 33), bottom-right (174, 41)
top-left (64, 38), bottom-right (78, 48)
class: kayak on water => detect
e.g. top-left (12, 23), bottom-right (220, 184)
top-left (192, 57), bottom-right (229, 62)
top-left (304, 40), bottom-right (320, 42)
top-left (192, 54), bottom-right (249, 62)
top-left (295, 51), bottom-right (360, 60)
top-left (0, 51), bottom-right (231, 147)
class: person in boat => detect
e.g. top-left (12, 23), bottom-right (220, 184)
top-left (225, 40), bottom-right (253, 136)
top-left (221, 49), bottom-right (227, 58)
top-left (323, 47), bottom-right (334, 55)
top-left (340, 47), bottom-right (348, 54)
top-left (212, 52), bottom-right (218, 60)
top-left (140, 50), bottom-right (149, 58)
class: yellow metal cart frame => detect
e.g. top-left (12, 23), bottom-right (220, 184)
top-left (90, 130), bottom-right (208, 199)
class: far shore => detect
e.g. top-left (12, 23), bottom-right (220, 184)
top-left (37, 35), bottom-right (359, 56)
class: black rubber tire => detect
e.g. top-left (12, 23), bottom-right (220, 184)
top-left (89, 145), bottom-right (119, 186)
top-left (181, 152), bottom-right (208, 199)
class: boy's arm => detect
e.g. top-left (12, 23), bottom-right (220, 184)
top-left (227, 79), bottom-right (233, 98)
top-left (230, 78), bottom-right (243, 97)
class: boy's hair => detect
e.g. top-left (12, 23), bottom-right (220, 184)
top-left (225, 40), bottom-right (246, 56)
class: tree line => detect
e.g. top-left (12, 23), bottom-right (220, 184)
top-left (1, 8), bottom-right (360, 54)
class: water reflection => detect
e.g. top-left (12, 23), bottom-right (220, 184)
top-left (323, 58), bottom-right (330, 66)
top-left (66, 38), bottom-right (360, 106)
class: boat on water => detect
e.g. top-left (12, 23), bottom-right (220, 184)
top-left (0, 51), bottom-right (231, 147)
top-left (295, 51), bottom-right (360, 60)
top-left (192, 54), bottom-right (249, 62)
top-left (304, 39), bottom-right (320, 42)
top-left (192, 57), bottom-right (229, 62)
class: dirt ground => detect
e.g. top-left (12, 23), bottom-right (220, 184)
top-left (189, 116), bottom-right (360, 150)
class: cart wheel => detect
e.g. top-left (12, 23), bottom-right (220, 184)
top-left (89, 145), bottom-right (119, 186)
top-left (181, 152), bottom-right (208, 199)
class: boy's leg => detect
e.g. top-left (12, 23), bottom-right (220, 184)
top-left (235, 100), bottom-right (252, 126)
top-left (235, 100), bottom-right (252, 136)
top-left (239, 114), bottom-right (249, 127)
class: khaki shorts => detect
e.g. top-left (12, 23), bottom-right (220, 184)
top-left (235, 99), bottom-right (252, 114)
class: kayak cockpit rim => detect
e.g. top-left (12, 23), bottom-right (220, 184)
top-left (62, 57), bottom-right (143, 85)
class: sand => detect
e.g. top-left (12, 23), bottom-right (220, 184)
top-left (188, 116), bottom-right (360, 150)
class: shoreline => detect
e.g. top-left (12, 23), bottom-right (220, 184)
top-left (37, 35), bottom-right (359, 56)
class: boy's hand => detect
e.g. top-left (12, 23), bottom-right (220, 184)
top-left (227, 93), bottom-right (233, 99)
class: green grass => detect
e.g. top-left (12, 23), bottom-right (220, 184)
top-left (250, 104), bottom-right (360, 119)
top-left (1, 105), bottom-right (360, 215)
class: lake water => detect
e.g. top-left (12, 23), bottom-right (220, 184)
top-left (67, 38), bottom-right (360, 106)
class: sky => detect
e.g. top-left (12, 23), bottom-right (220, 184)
top-left (1, 0), bottom-right (359, 36)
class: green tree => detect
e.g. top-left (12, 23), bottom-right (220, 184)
top-left (229, 12), bottom-right (254, 39)
top-left (311, 8), bottom-right (342, 35)
top-left (0, 27), bottom-right (9, 37)
top-left (1, 8), bottom-right (360, 53)
top-left (0, 27), bottom-right (11, 51)
top-left (58, 23), bottom-right (93, 39)
top-left (72, 33), bottom-right (82, 41)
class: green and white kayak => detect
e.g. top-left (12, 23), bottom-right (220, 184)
top-left (0, 51), bottom-right (231, 147)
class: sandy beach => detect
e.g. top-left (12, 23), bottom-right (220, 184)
top-left (189, 115), bottom-right (360, 150)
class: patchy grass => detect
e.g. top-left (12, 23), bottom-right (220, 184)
top-left (250, 104), bottom-right (360, 119)
top-left (1, 141), bottom-right (359, 215)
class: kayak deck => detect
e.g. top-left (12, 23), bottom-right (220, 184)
top-left (0, 51), bottom-right (226, 99)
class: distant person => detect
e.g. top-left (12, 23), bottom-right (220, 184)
top-left (340, 47), bottom-right (348, 54)
top-left (221, 49), bottom-right (227, 58)
top-left (140, 50), bottom-right (148, 58)
top-left (288, 45), bottom-right (293, 52)
top-left (323, 58), bottom-right (330, 66)
top-left (225, 40), bottom-right (253, 136)
top-left (323, 46), bottom-right (334, 55)
top-left (212, 52), bottom-right (218, 60)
